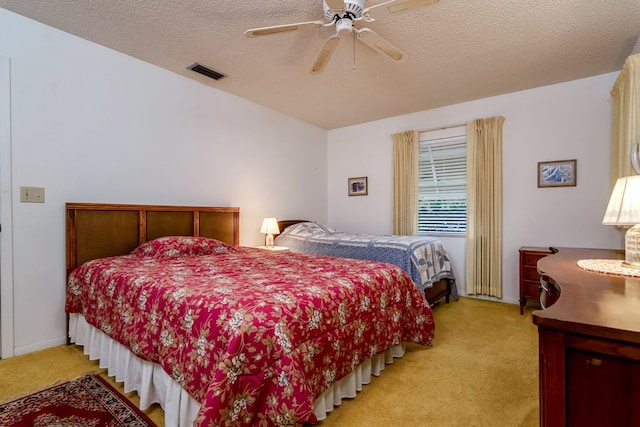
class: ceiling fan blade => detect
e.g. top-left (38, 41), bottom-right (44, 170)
top-left (310, 36), bottom-right (340, 74)
top-left (325, 0), bottom-right (345, 11)
top-left (357, 28), bottom-right (408, 62)
top-left (244, 21), bottom-right (325, 38)
top-left (365, 0), bottom-right (438, 20)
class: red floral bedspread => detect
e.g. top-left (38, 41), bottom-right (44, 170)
top-left (66, 245), bottom-right (435, 426)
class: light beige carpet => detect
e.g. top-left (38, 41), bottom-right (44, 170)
top-left (0, 297), bottom-right (539, 426)
top-left (316, 297), bottom-right (539, 427)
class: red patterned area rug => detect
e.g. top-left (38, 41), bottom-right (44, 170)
top-left (0, 374), bottom-right (156, 426)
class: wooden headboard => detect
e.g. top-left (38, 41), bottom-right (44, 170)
top-left (66, 202), bottom-right (240, 275)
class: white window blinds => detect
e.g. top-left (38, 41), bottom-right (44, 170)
top-left (418, 134), bottom-right (467, 234)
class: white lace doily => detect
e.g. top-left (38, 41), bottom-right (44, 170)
top-left (577, 259), bottom-right (640, 277)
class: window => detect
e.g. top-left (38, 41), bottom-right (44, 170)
top-left (418, 132), bottom-right (467, 235)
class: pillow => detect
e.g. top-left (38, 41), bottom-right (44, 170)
top-left (131, 236), bottom-right (237, 258)
top-left (283, 222), bottom-right (337, 237)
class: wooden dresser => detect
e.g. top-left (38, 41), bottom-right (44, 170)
top-left (519, 246), bottom-right (552, 314)
top-left (533, 248), bottom-right (640, 427)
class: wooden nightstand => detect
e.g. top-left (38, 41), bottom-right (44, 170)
top-left (255, 246), bottom-right (289, 252)
top-left (519, 246), bottom-right (552, 314)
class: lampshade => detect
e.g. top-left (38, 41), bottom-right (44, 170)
top-left (260, 217), bottom-right (280, 235)
top-left (603, 175), bottom-right (640, 268)
top-left (260, 217), bottom-right (280, 248)
top-left (603, 175), bottom-right (640, 225)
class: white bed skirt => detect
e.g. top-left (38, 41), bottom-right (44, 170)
top-left (69, 314), bottom-right (406, 426)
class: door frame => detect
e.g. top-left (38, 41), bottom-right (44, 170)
top-left (0, 55), bottom-right (14, 359)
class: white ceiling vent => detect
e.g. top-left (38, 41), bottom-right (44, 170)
top-left (187, 63), bottom-right (226, 81)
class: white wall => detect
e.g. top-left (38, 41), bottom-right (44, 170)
top-left (0, 9), bottom-right (328, 356)
top-left (327, 73), bottom-right (624, 304)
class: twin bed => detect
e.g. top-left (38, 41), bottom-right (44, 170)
top-left (275, 220), bottom-right (458, 306)
top-left (65, 203), bottom-right (440, 427)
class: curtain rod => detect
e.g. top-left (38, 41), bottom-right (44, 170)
top-left (418, 122), bottom-right (468, 133)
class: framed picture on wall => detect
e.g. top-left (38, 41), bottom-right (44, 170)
top-left (538, 159), bottom-right (577, 188)
top-left (348, 177), bottom-right (368, 196)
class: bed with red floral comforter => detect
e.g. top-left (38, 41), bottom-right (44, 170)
top-left (65, 236), bottom-right (435, 427)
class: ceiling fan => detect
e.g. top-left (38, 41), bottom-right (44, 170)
top-left (244, 0), bottom-right (439, 74)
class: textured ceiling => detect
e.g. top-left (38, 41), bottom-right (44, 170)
top-left (2, 0), bottom-right (640, 130)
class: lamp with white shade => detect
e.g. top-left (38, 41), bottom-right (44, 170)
top-left (602, 175), bottom-right (640, 268)
top-left (260, 217), bottom-right (280, 248)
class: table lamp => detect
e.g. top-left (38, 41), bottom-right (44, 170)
top-left (260, 217), bottom-right (280, 248)
top-left (603, 175), bottom-right (640, 268)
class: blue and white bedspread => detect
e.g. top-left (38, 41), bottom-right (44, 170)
top-left (275, 222), bottom-right (458, 299)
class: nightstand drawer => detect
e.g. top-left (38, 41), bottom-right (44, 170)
top-left (523, 265), bottom-right (542, 281)
top-left (525, 280), bottom-right (541, 298)
top-left (519, 247), bottom-right (552, 314)
top-left (523, 252), bottom-right (548, 266)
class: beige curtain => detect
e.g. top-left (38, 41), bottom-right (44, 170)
top-left (466, 116), bottom-right (505, 298)
top-left (392, 130), bottom-right (419, 235)
top-left (610, 54), bottom-right (640, 187)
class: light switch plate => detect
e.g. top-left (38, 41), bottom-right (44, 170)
top-left (20, 186), bottom-right (45, 203)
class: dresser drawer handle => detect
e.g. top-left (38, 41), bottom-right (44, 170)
top-left (539, 278), bottom-right (549, 292)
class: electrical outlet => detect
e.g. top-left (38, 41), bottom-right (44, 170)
top-left (20, 186), bottom-right (45, 203)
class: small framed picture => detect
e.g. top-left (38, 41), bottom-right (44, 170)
top-left (348, 177), bottom-right (368, 196)
top-left (538, 159), bottom-right (577, 188)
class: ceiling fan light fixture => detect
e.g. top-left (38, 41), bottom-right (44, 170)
top-left (335, 18), bottom-right (353, 36)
